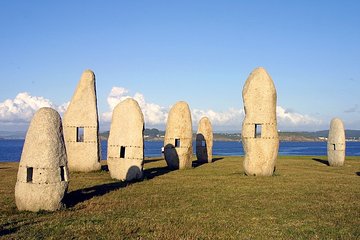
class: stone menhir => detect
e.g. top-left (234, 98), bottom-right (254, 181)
top-left (196, 117), bottom-right (213, 163)
top-left (63, 70), bottom-right (101, 172)
top-left (241, 67), bottom-right (279, 176)
top-left (327, 118), bottom-right (346, 166)
top-left (107, 98), bottom-right (144, 181)
top-left (15, 108), bottom-right (69, 212)
top-left (164, 101), bottom-right (193, 169)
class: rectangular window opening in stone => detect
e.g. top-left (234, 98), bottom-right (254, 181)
top-left (60, 166), bottom-right (67, 181)
top-left (175, 138), bottom-right (180, 148)
top-left (26, 167), bottom-right (33, 183)
top-left (201, 140), bottom-right (206, 147)
top-left (76, 127), bottom-right (84, 142)
top-left (120, 146), bottom-right (126, 158)
top-left (255, 124), bottom-right (262, 138)
top-left (333, 144), bottom-right (336, 151)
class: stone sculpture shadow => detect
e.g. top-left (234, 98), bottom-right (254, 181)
top-left (143, 166), bottom-right (172, 180)
top-left (356, 172), bottom-right (360, 176)
top-left (126, 165), bottom-right (143, 181)
top-left (312, 158), bottom-right (329, 166)
top-left (144, 158), bottom-right (164, 164)
top-left (0, 219), bottom-right (40, 236)
top-left (192, 160), bottom-right (207, 168)
top-left (164, 144), bottom-right (180, 170)
top-left (195, 133), bottom-right (208, 159)
top-left (63, 181), bottom-right (129, 208)
top-left (192, 157), bottom-right (224, 168)
top-left (64, 164), bottom-right (172, 207)
top-left (212, 157), bottom-right (224, 162)
top-left (193, 133), bottom-right (209, 168)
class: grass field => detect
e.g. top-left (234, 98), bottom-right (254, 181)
top-left (0, 156), bottom-right (359, 239)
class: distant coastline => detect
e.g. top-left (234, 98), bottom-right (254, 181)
top-left (1, 129), bottom-right (360, 142)
top-left (100, 128), bottom-right (360, 142)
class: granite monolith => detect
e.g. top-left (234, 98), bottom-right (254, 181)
top-left (15, 107), bottom-right (69, 212)
top-left (107, 98), bottom-right (144, 181)
top-left (164, 101), bottom-right (193, 169)
top-left (327, 118), bottom-right (345, 166)
top-left (63, 70), bottom-right (101, 172)
top-left (196, 117), bottom-right (213, 163)
top-left (241, 67), bottom-right (279, 176)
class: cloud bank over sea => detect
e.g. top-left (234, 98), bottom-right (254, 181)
top-left (0, 87), bottom-right (330, 132)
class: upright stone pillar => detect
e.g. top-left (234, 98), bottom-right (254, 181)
top-left (15, 107), bottom-right (69, 211)
top-left (241, 67), bottom-right (279, 176)
top-left (164, 101), bottom-right (193, 169)
top-left (107, 98), bottom-right (144, 181)
top-left (63, 70), bottom-right (101, 172)
top-left (327, 118), bottom-right (346, 166)
top-left (196, 117), bottom-right (213, 163)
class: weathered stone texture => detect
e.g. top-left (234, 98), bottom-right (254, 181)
top-left (15, 107), bottom-right (69, 212)
top-left (327, 118), bottom-right (345, 166)
top-left (107, 98), bottom-right (144, 181)
top-left (164, 101), bottom-right (193, 169)
top-left (196, 117), bottom-right (213, 163)
top-left (241, 67), bottom-right (279, 176)
top-left (63, 70), bottom-right (101, 172)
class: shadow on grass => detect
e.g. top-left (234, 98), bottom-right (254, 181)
top-left (0, 167), bottom-right (11, 170)
top-left (356, 172), bottom-right (360, 176)
top-left (144, 158), bottom-right (164, 164)
top-left (192, 157), bottom-right (224, 168)
top-left (143, 166), bottom-right (172, 180)
top-left (312, 158), bottom-right (329, 166)
top-left (65, 162), bottom-right (173, 207)
top-left (64, 181), bottom-right (129, 208)
top-left (212, 157), bottom-right (224, 162)
top-left (192, 160), bottom-right (207, 168)
top-left (0, 219), bottom-right (39, 236)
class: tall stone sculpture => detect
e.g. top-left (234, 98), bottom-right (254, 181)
top-left (107, 98), bottom-right (144, 181)
top-left (327, 118), bottom-right (346, 166)
top-left (196, 117), bottom-right (213, 163)
top-left (241, 67), bottom-right (279, 176)
top-left (15, 107), bottom-right (69, 212)
top-left (63, 70), bottom-right (101, 172)
top-left (164, 101), bottom-right (193, 169)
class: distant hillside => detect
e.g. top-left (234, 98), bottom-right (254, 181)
top-left (99, 128), bottom-right (165, 141)
top-left (309, 130), bottom-right (360, 138)
top-left (289, 130), bottom-right (360, 140)
top-left (100, 129), bottom-right (242, 141)
top-left (1, 128), bottom-right (358, 141)
top-left (99, 128), bottom-right (360, 142)
top-left (278, 132), bottom-right (320, 142)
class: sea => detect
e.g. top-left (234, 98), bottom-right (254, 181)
top-left (0, 140), bottom-right (359, 162)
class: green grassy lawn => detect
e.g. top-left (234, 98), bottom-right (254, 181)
top-left (0, 156), bottom-right (359, 239)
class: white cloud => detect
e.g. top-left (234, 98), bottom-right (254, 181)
top-left (192, 108), bottom-right (244, 128)
top-left (191, 106), bottom-right (322, 131)
top-left (276, 106), bottom-right (322, 130)
top-left (0, 90), bottom-right (324, 131)
top-left (102, 86), bottom-right (323, 131)
top-left (107, 87), bottom-right (130, 110)
top-left (0, 92), bottom-right (68, 123)
top-left (57, 101), bottom-right (70, 114)
top-left (102, 87), bottom-right (244, 128)
top-left (101, 87), bottom-right (168, 125)
top-left (133, 93), bottom-right (168, 125)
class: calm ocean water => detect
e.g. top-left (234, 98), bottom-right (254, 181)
top-left (0, 140), bottom-right (359, 162)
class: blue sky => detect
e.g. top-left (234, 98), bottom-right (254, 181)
top-left (0, 1), bottom-right (359, 131)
